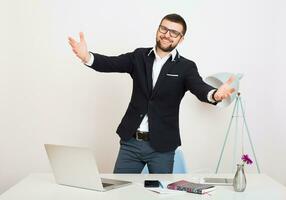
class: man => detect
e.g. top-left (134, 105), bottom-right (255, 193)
top-left (68, 14), bottom-right (234, 173)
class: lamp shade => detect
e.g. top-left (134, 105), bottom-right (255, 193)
top-left (205, 73), bottom-right (243, 107)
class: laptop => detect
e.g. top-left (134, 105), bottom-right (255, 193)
top-left (44, 144), bottom-right (132, 191)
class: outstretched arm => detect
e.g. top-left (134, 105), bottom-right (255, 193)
top-left (68, 32), bottom-right (134, 74)
top-left (184, 63), bottom-right (235, 104)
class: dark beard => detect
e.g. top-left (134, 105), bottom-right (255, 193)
top-left (156, 39), bottom-right (176, 52)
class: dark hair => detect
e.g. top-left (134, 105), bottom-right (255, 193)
top-left (160, 13), bottom-right (187, 36)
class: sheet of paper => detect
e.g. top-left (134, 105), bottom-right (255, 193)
top-left (147, 187), bottom-right (185, 194)
top-left (146, 181), bottom-right (184, 194)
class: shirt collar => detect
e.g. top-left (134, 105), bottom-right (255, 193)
top-left (147, 47), bottom-right (178, 61)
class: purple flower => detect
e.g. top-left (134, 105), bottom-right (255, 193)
top-left (241, 154), bottom-right (253, 165)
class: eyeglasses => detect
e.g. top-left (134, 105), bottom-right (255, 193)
top-left (158, 25), bottom-right (183, 38)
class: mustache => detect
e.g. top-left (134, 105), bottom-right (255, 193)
top-left (160, 36), bottom-right (173, 42)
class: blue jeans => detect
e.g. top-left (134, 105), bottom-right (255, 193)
top-left (113, 137), bottom-right (175, 173)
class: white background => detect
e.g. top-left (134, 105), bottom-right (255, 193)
top-left (0, 0), bottom-right (285, 194)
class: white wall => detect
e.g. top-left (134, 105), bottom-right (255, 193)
top-left (1, 0), bottom-right (285, 194)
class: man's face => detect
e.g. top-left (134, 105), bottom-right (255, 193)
top-left (156, 19), bottom-right (184, 52)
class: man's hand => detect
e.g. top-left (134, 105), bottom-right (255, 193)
top-left (214, 76), bottom-right (236, 101)
top-left (68, 32), bottom-right (90, 63)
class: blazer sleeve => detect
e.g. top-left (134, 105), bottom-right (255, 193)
top-left (184, 61), bottom-right (217, 104)
top-left (86, 51), bottom-right (134, 74)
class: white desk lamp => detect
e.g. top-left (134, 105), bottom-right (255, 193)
top-left (205, 73), bottom-right (261, 173)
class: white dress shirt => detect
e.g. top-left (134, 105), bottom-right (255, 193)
top-left (137, 47), bottom-right (177, 132)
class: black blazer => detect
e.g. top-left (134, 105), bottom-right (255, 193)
top-left (88, 47), bottom-right (216, 152)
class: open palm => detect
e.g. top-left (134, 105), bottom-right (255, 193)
top-left (214, 76), bottom-right (236, 101)
top-left (68, 32), bottom-right (90, 63)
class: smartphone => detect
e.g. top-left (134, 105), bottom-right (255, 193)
top-left (144, 180), bottom-right (160, 188)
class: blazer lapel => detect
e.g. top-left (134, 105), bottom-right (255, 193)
top-left (144, 54), bottom-right (154, 98)
top-left (151, 58), bottom-right (177, 98)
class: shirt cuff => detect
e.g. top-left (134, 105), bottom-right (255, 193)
top-left (85, 52), bottom-right (94, 66)
top-left (207, 89), bottom-right (217, 103)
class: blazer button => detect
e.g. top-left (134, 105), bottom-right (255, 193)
top-left (140, 114), bottom-right (144, 117)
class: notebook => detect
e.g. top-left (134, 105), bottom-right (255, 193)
top-left (167, 180), bottom-right (215, 194)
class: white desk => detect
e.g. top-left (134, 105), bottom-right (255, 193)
top-left (1, 173), bottom-right (286, 200)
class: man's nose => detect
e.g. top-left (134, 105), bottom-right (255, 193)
top-left (164, 31), bottom-right (172, 38)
